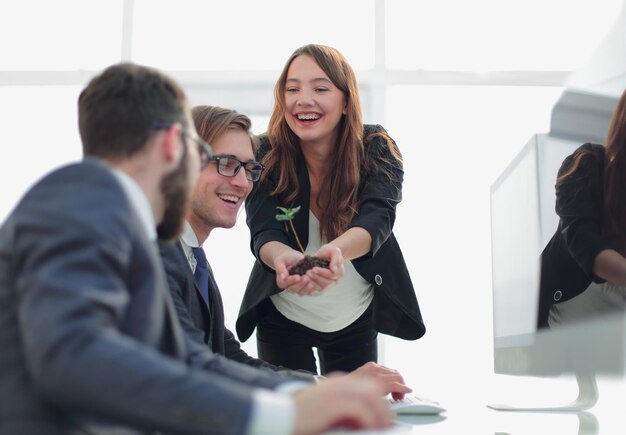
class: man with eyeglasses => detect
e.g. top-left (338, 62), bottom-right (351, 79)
top-left (159, 106), bottom-right (296, 374)
top-left (159, 105), bottom-right (414, 394)
top-left (158, 106), bottom-right (315, 378)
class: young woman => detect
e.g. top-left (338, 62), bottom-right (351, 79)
top-left (236, 44), bottom-right (425, 374)
top-left (539, 89), bottom-right (626, 328)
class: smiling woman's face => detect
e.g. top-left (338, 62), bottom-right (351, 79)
top-left (283, 54), bottom-right (346, 147)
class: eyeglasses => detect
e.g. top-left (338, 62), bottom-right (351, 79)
top-left (151, 121), bottom-right (213, 169)
top-left (209, 156), bottom-right (265, 182)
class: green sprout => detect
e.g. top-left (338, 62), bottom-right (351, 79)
top-left (275, 206), bottom-right (305, 253)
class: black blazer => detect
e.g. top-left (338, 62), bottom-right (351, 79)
top-left (159, 240), bottom-right (315, 379)
top-left (538, 143), bottom-right (609, 328)
top-left (0, 159), bottom-right (292, 435)
top-left (237, 124), bottom-right (426, 342)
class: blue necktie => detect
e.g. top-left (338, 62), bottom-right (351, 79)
top-left (192, 246), bottom-right (210, 305)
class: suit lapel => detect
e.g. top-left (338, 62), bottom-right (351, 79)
top-left (173, 243), bottom-right (212, 312)
top-left (146, 240), bottom-right (187, 358)
top-left (204, 261), bottom-right (220, 351)
top-left (173, 242), bottom-right (216, 348)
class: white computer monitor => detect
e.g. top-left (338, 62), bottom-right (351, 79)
top-left (489, 132), bottom-right (626, 412)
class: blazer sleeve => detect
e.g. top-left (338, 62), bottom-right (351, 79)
top-left (223, 326), bottom-right (275, 368)
top-left (183, 333), bottom-right (314, 386)
top-left (221, 326), bottom-right (316, 381)
top-left (349, 124), bottom-right (403, 257)
top-left (555, 143), bottom-right (609, 281)
top-left (245, 137), bottom-right (292, 266)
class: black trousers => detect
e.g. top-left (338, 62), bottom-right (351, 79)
top-left (256, 299), bottom-right (378, 375)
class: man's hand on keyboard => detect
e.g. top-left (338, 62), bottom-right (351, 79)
top-left (342, 361), bottom-right (412, 401)
top-left (292, 376), bottom-right (393, 435)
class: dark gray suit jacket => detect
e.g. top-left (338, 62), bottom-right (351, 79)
top-left (0, 159), bottom-right (293, 435)
top-left (159, 240), bottom-right (315, 380)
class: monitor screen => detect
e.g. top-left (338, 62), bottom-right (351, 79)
top-left (491, 135), bottom-right (542, 352)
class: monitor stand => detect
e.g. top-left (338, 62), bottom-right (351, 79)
top-left (487, 372), bottom-right (598, 412)
top-left (494, 412), bottom-right (598, 435)
top-left (576, 412), bottom-right (599, 435)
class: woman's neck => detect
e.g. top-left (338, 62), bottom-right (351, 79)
top-left (300, 139), bottom-right (333, 178)
top-left (301, 140), bottom-right (333, 217)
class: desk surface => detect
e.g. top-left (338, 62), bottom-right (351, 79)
top-left (324, 375), bottom-right (625, 435)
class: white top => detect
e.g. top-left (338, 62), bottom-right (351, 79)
top-left (271, 211), bottom-right (373, 333)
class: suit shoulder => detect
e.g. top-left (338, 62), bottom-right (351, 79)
top-left (570, 143), bottom-right (604, 161)
top-left (364, 124), bottom-right (387, 135)
top-left (158, 239), bottom-right (181, 260)
top-left (256, 134), bottom-right (273, 160)
top-left (20, 160), bottom-right (121, 207)
top-left (363, 124), bottom-right (401, 163)
top-left (158, 241), bottom-right (188, 275)
top-left (559, 142), bottom-right (604, 179)
top-left (19, 161), bottom-right (133, 239)
top-left (574, 142), bottom-right (604, 159)
top-left (363, 124), bottom-right (395, 150)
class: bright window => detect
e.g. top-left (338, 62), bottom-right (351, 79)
top-left (0, 86), bottom-right (83, 222)
top-left (131, 0), bottom-right (375, 70)
top-left (0, 0), bottom-right (123, 70)
top-left (385, 0), bottom-right (622, 71)
top-left (384, 84), bottom-right (564, 392)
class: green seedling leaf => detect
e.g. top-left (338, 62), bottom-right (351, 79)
top-left (275, 205), bottom-right (304, 253)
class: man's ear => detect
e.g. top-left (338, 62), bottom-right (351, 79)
top-left (161, 123), bottom-right (183, 164)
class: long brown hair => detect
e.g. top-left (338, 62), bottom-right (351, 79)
top-left (261, 44), bottom-right (399, 241)
top-left (603, 89), bottom-right (626, 247)
top-left (558, 89), bottom-right (626, 250)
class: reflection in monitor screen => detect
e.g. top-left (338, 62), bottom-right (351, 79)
top-left (489, 133), bottom-right (625, 413)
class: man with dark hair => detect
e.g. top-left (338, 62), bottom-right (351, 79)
top-left (0, 63), bottom-right (392, 435)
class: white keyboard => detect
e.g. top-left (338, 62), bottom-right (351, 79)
top-left (388, 395), bottom-right (446, 415)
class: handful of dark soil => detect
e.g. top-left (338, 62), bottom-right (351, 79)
top-left (288, 255), bottom-right (330, 275)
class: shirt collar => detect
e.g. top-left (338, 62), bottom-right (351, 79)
top-left (180, 220), bottom-right (201, 272)
top-left (111, 168), bottom-right (156, 241)
top-left (180, 220), bottom-right (200, 248)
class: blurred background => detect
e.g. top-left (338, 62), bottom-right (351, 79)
top-left (1, 0), bottom-right (624, 426)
